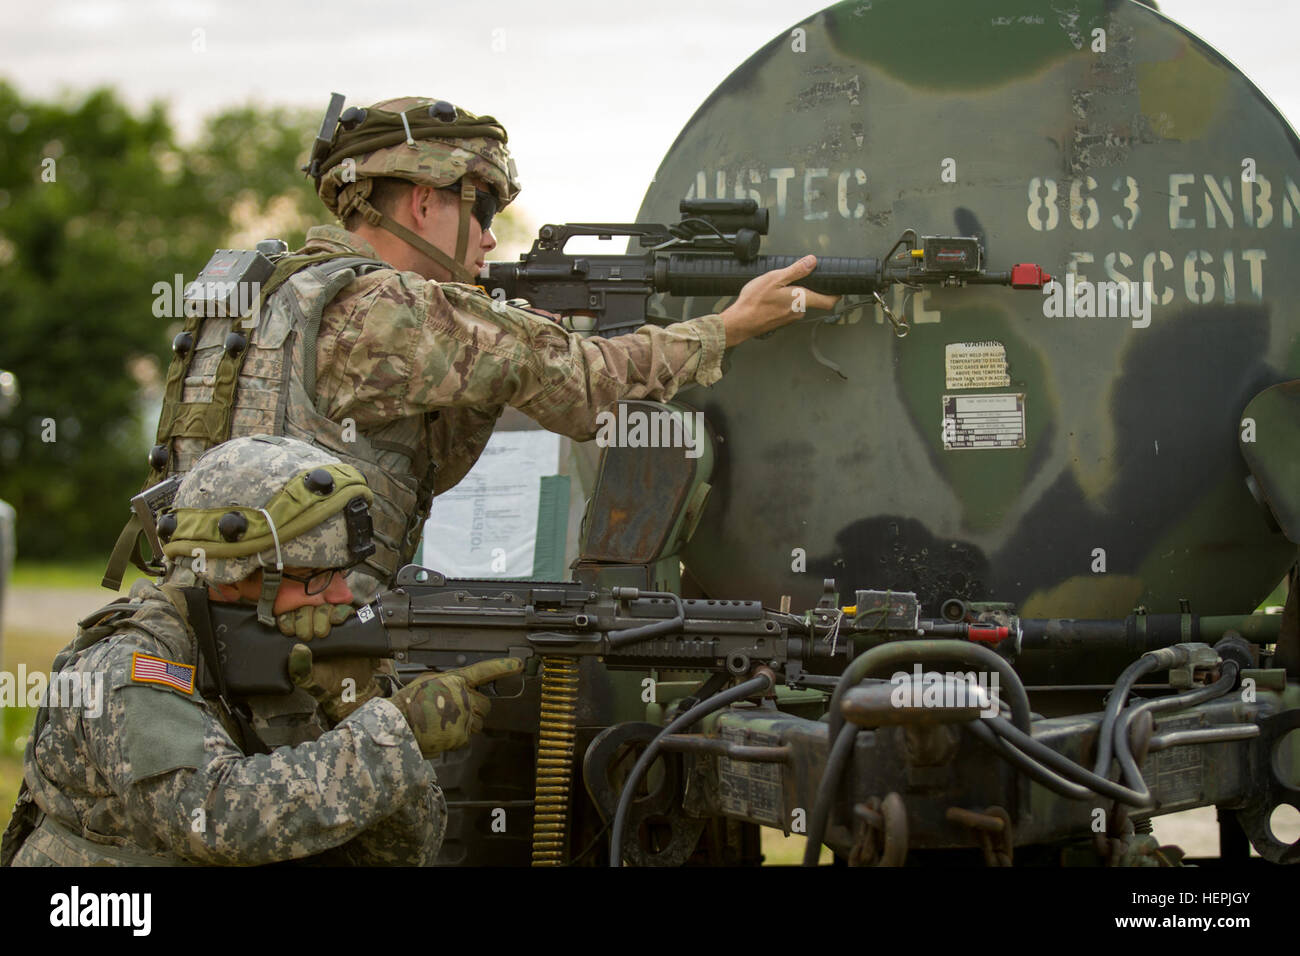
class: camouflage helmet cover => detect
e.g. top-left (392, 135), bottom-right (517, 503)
top-left (318, 96), bottom-right (521, 221)
top-left (161, 435), bottom-right (374, 588)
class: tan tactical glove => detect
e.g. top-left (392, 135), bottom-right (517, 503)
top-left (277, 603), bottom-right (355, 642)
top-left (390, 658), bottom-right (523, 757)
top-left (287, 643), bottom-right (385, 724)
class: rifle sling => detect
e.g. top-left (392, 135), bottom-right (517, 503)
top-left (181, 587), bottom-right (271, 756)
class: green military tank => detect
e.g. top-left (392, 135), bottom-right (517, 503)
top-left (423, 0), bottom-right (1300, 865)
top-left (630, 0), bottom-right (1299, 628)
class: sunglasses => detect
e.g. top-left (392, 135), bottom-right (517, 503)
top-left (440, 181), bottom-right (498, 232)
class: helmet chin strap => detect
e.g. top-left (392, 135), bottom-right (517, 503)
top-left (351, 190), bottom-right (479, 285)
top-left (255, 507), bottom-right (284, 626)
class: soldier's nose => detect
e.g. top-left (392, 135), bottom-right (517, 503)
top-left (323, 571), bottom-right (354, 605)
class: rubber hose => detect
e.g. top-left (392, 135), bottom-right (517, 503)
top-left (800, 723), bottom-right (860, 866)
top-left (828, 641), bottom-right (1032, 748)
top-left (608, 672), bottom-right (773, 867)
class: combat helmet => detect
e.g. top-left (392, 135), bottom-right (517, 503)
top-left (306, 93), bottom-right (521, 283)
top-left (157, 435), bottom-right (375, 625)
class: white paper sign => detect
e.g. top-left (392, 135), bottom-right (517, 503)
top-left (420, 429), bottom-right (561, 577)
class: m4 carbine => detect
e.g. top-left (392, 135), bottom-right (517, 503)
top-left (480, 200), bottom-right (1051, 336)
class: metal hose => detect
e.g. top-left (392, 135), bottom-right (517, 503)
top-left (1092, 654), bottom-right (1163, 777)
top-left (1112, 663), bottom-right (1240, 805)
top-left (964, 719), bottom-right (1094, 800)
top-left (985, 715), bottom-right (1155, 806)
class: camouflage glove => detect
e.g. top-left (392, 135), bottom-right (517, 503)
top-left (287, 643), bottom-right (384, 724)
top-left (277, 603), bottom-right (355, 642)
top-left (390, 658), bottom-right (523, 757)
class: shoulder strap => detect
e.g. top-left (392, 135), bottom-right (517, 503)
top-left (289, 256), bottom-right (387, 408)
top-left (103, 250), bottom-right (383, 592)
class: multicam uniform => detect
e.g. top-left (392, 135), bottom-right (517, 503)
top-left (8, 580), bottom-right (443, 867)
top-left (148, 228), bottom-right (725, 601)
top-left (111, 96), bottom-right (727, 602)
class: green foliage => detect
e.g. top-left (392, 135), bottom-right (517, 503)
top-left (0, 85), bottom-right (535, 562)
top-left (1, 706), bottom-right (34, 762)
top-left (10, 559), bottom-right (147, 590)
top-left (0, 707), bottom-right (36, 832)
top-left (0, 84), bottom-right (319, 560)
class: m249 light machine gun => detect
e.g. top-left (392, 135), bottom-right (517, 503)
top-left (481, 200), bottom-right (1051, 336)
top-left (203, 573), bottom-right (1296, 867)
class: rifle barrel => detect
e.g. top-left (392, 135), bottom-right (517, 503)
top-left (656, 254), bottom-right (883, 296)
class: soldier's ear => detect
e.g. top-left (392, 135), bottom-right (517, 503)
top-left (409, 184), bottom-right (436, 224)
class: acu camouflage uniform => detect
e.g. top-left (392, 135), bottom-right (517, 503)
top-left (6, 436), bottom-right (444, 866)
top-left (5, 580), bottom-right (443, 866)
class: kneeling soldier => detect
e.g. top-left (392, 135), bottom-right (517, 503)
top-left (2, 435), bottom-right (519, 866)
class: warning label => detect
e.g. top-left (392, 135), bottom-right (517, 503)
top-left (1141, 716), bottom-right (1204, 805)
top-left (942, 394), bottom-right (1025, 450)
top-left (718, 727), bottom-right (783, 827)
top-left (945, 341), bottom-right (1010, 390)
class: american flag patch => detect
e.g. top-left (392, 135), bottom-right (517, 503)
top-left (131, 652), bottom-right (195, 694)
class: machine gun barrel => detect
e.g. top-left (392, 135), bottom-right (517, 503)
top-left (205, 579), bottom-right (859, 698)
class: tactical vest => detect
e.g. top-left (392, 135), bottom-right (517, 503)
top-left (104, 251), bottom-right (438, 599)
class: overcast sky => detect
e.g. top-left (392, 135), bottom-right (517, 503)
top-left (3, 0), bottom-right (1297, 234)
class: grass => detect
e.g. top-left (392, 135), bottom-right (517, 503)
top-left (0, 706), bottom-right (36, 832)
top-left (0, 626), bottom-right (73, 833)
top-left (10, 559), bottom-right (148, 591)
top-left (3, 628), bottom-right (69, 675)
top-left (761, 830), bottom-right (834, 865)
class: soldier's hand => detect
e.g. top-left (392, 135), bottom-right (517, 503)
top-left (287, 643), bottom-right (384, 724)
top-left (719, 255), bottom-right (840, 346)
top-left (390, 657), bottom-right (523, 758)
top-left (277, 603), bottom-right (355, 642)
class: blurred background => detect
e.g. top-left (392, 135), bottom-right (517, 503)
top-left (0, 0), bottom-right (1294, 857)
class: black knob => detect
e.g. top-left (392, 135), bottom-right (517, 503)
top-left (224, 332), bottom-right (247, 355)
top-left (218, 511), bottom-right (248, 542)
top-left (340, 107), bottom-right (367, 130)
top-left (304, 468), bottom-right (335, 495)
top-left (156, 513), bottom-right (177, 542)
top-left (430, 101), bottom-right (457, 122)
top-left (148, 444), bottom-right (168, 470)
top-left (172, 331), bottom-right (194, 357)
top-left (255, 238), bottom-right (288, 257)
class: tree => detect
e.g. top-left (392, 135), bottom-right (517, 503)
top-left (0, 85), bottom-right (534, 564)
top-left (0, 85), bottom-right (318, 561)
